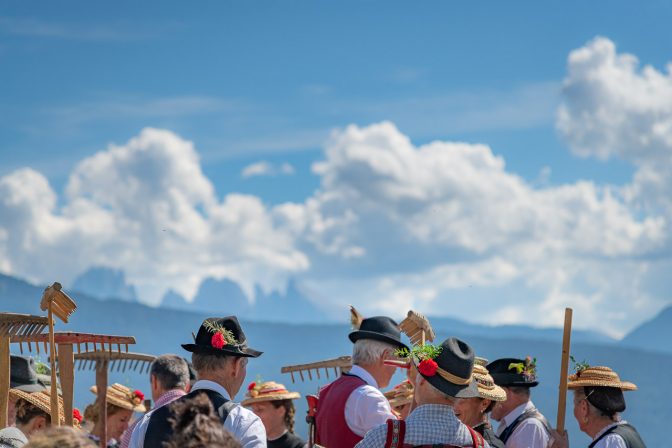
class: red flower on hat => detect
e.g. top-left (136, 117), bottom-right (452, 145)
top-left (247, 382), bottom-right (256, 391)
top-left (134, 390), bottom-right (145, 402)
top-left (211, 332), bottom-right (226, 349)
top-left (73, 408), bottom-right (82, 423)
top-left (418, 359), bottom-right (439, 377)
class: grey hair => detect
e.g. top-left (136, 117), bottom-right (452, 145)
top-left (192, 353), bottom-right (233, 374)
top-left (507, 386), bottom-right (531, 399)
top-left (418, 371), bottom-right (457, 405)
top-left (151, 355), bottom-right (190, 390)
top-left (352, 339), bottom-right (395, 365)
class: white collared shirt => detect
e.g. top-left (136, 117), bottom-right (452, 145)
top-left (495, 401), bottom-right (549, 448)
top-left (591, 421), bottom-right (628, 448)
top-left (344, 365), bottom-right (397, 437)
top-left (129, 380), bottom-right (266, 448)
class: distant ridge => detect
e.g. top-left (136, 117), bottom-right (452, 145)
top-left (72, 266), bottom-right (138, 302)
top-left (622, 305), bottom-right (672, 354)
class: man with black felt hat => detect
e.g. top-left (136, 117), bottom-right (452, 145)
top-left (314, 316), bottom-right (409, 448)
top-left (549, 365), bottom-right (645, 448)
top-left (487, 357), bottom-right (551, 448)
top-left (355, 337), bottom-right (488, 447)
top-left (129, 316), bottom-right (265, 448)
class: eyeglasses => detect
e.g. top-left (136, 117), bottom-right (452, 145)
top-left (573, 388), bottom-right (595, 406)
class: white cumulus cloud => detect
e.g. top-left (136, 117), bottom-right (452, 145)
top-left (0, 128), bottom-right (309, 302)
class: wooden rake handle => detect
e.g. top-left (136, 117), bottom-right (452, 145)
top-left (556, 308), bottom-right (573, 433)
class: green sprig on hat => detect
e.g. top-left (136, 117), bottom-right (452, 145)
top-left (395, 343), bottom-right (442, 361)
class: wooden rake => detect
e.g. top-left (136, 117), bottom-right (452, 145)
top-left (0, 313), bottom-right (50, 427)
top-left (39, 283), bottom-right (78, 426)
top-left (11, 332), bottom-right (136, 435)
top-left (281, 356), bottom-right (353, 384)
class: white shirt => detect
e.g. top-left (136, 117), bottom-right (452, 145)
top-left (591, 421), bottom-right (629, 448)
top-left (129, 380), bottom-right (266, 448)
top-left (344, 365), bottom-right (397, 437)
top-left (495, 401), bottom-right (549, 448)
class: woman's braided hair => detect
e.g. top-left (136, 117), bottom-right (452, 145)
top-left (15, 399), bottom-right (50, 426)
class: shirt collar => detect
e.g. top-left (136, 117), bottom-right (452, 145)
top-left (191, 380), bottom-right (232, 400)
top-left (502, 400), bottom-right (535, 426)
top-left (593, 420), bottom-right (626, 441)
top-left (349, 365), bottom-right (378, 388)
top-left (155, 388), bottom-right (188, 408)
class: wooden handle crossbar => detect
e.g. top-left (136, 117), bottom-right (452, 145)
top-left (75, 351), bottom-right (155, 374)
top-left (399, 310), bottom-right (435, 346)
top-left (281, 356), bottom-right (352, 383)
top-left (40, 283), bottom-right (77, 324)
top-left (556, 308), bottom-right (573, 433)
top-left (11, 332), bottom-right (136, 355)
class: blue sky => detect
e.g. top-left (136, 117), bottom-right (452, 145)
top-left (1, 1), bottom-right (672, 336)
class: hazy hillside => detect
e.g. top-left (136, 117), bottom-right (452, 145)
top-left (72, 267), bottom-right (138, 302)
top-left (622, 305), bottom-right (672, 354)
top-left (0, 273), bottom-right (666, 445)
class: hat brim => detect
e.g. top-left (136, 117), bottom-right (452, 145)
top-left (491, 373), bottom-right (538, 388)
top-left (241, 392), bottom-right (300, 406)
top-left (10, 382), bottom-right (46, 393)
top-left (415, 361), bottom-right (480, 399)
top-left (477, 384), bottom-right (507, 402)
top-left (181, 344), bottom-right (263, 358)
top-left (567, 380), bottom-right (637, 391)
top-left (348, 331), bottom-right (408, 351)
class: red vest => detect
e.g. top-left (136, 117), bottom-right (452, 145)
top-left (315, 374), bottom-right (367, 448)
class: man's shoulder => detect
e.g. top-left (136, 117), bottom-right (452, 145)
top-left (229, 402), bottom-right (264, 428)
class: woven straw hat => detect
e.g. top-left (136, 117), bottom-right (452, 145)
top-left (567, 366), bottom-right (637, 391)
top-left (241, 381), bottom-right (300, 406)
top-left (384, 380), bottom-right (414, 408)
top-left (90, 383), bottom-right (147, 412)
top-left (9, 389), bottom-right (65, 424)
top-left (472, 364), bottom-right (506, 402)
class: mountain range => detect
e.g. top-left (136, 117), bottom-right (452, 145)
top-left (1, 272), bottom-right (669, 445)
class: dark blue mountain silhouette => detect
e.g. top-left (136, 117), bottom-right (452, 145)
top-left (72, 266), bottom-right (137, 302)
top-left (622, 305), bottom-right (672, 353)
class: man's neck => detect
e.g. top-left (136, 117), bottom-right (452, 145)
top-left (501, 398), bottom-right (529, 422)
top-left (587, 418), bottom-right (618, 439)
top-left (197, 372), bottom-right (234, 397)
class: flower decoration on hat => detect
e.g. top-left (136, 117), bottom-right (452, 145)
top-left (130, 389), bottom-right (145, 405)
top-left (247, 381), bottom-right (262, 398)
top-left (570, 355), bottom-right (590, 377)
top-left (204, 320), bottom-right (238, 349)
top-left (73, 408), bottom-right (83, 425)
top-left (508, 356), bottom-right (537, 382)
top-left (395, 344), bottom-right (442, 377)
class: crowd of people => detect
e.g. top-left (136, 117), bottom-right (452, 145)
top-left (0, 314), bottom-right (645, 447)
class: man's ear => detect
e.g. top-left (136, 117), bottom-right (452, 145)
top-left (34, 415), bottom-right (48, 431)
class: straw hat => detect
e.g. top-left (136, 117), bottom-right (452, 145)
top-left (90, 383), bottom-right (147, 412)
top-left (472, 364), bottom-right (506, 402)
top-left (384, 380), bottom-right (414, 408)
top-left (9, 389), bottom-right (65, 424)
top-left (241, 381), bottom-right (300, 406)
top-left (567, 366), bottom-right (637, 391)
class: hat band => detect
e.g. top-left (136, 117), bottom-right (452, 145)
top-left (436, 366), bottom-right (471, 386)
top-left (258, 388), bottom-right (288, 396)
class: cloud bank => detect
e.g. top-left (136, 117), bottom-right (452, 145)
top-left (1, 37), bottom-right (670, 336)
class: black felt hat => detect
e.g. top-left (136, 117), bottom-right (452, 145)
top-left (10, 356), bottom-right (48, 393)
top-left (182, 316), bottom-right (262, 358)
top-left (349, 316), bottom-right (408, 351)
top-left (487, 357), bottom-right (539, 388)
top-left (416, 337), bottom-right (479, 399)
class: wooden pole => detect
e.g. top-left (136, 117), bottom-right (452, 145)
top-left (0, 336), bottom-right (10, 428)
top-left (58, 343), bottom-right (75, 426)
top-left (96, 360), bottom-right (109, 448)
top-left (47, 308), bottom-right (60, 426)
top-left (556, 308), bottom-right (573, 433)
